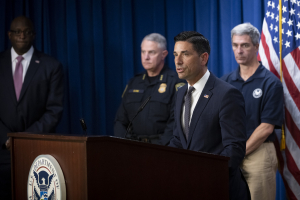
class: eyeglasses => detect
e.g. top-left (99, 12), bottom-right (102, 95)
top-left (10, 30), bottom-right (35, 36)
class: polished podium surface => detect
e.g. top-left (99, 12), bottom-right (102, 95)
top-left (9, 133), bottom-right (229, 199)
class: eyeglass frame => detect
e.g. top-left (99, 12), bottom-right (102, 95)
top-left (9, 30), bottom-right (35, 36)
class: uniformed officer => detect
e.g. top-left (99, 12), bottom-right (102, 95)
top-left (114, 33), bottom-right (185, 145)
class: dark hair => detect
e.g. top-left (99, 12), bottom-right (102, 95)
top-left (174, 31), bottom-right (211, 56)
top-left (11, 16), bottom-right (35, 32)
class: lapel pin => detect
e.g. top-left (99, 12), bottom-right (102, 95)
top-left (204, 94), bottom-right (209, 98)
top-left (35, 60), bottom-right (40, 63)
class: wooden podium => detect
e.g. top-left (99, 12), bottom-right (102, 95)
top-left (9, 133), bottom-right (229, 200)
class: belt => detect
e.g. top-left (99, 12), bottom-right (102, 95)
top-left (126, 134), bottom-right (161, 143)
top-left (264, 140), bottom-right (273, 143)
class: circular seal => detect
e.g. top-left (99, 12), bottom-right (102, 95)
top-left (253, 88), bottom-right (263, 98)
top-left (27, 155), bottom-right (66, 200)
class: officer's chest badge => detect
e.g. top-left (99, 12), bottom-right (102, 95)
top-left (158, 83), bottom-right (167, 93)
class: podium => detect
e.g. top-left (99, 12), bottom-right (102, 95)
top-left (9, 133), bottom-right (229, 199)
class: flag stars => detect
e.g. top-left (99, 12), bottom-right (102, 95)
top-left (297, 22), bottom-right (300, 29)
top-left (284, 41), bottom-right (290, 48)
top-left (289, 8), bottom-right (295, 16)
top-left (271, 13), bottom-right (275, 19)
top-left (278, 5), bottom-right (280, 11)
top-left (273, 37), bottom-right (278, 43)
top-left (266, 11), bottom-right (271, 18)
top-left (276, 15), bottom-right (279, 22)
top-left (270, 24), bottom-right (274, 30)
top-left (282, 28), bottom-right (285, 34)
top-left (298, 1), bottom-right (300, 6)
top-left (282, 17), bottom-right (286, 24)
top-left (286, 30), bottom-right (292, 37)
top-left (272, 2), bottom-right (275, 8)
top-left (274, 26), bottom-right (278, 32)
top-left (295, 32), bottom-right (300, 40)
top-left (268, 1), bottom-right (272, 7)
top-left (282, 6), bottom-right (287, 13)
top-left (291, 0), bottom-right (297, 4)
top-left (298, 12), bottom-right (300, 18)
top-left (287, 19), bottom-right (293, 26)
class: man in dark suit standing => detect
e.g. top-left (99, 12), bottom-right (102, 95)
top-left (169, 31), bottom-right (250, 200)
top-left (0, 16), bottom-right (63, 199)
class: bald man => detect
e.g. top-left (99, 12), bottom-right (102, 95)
top-left (0, 16), bottom-right (63, 199)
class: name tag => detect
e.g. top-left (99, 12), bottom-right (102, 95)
top-left (129, 89), bottom-right (144, 93)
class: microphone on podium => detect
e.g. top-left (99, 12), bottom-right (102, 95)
top-left (125, 96), bottom-right (151, 139)
top-left (79, 118), bottom-right (87, 136)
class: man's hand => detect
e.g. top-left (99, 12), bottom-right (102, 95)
top-left (246, 123), bottom-right (274, 155)
top-left (5, 139), bottom-right (11, 150)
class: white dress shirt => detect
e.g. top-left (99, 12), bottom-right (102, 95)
top-left (181, 70), bottom-right (210, 130)
top-left (11, 46), bottom-right (34, 82)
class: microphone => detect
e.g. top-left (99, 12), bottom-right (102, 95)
top-left (79, 118), bottom-right (87, 136)
top-left (125, 96), bottom-right (151, 139)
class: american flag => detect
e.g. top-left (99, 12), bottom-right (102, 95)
top-left (258, 0), bottom-right (300, 199)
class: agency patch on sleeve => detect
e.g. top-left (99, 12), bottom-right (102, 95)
top-left (175, 82), bottom-right (186, 91)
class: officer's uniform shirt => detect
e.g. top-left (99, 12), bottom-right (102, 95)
top-left (221, 63), bottom-right (284, 141)
top-left (114, 65), bottom-right (185, 145)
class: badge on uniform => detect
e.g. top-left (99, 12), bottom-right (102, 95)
top-left (175, 83), bottom-right (186, 91)
top-left (158, 83), bottom-right (167, 93)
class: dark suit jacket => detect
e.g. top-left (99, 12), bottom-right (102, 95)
top-left (169, 73), bottom-right (250, 200)
top-left (0, 48), bottom-right (64, 163)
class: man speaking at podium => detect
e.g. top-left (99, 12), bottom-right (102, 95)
top-left (169, 31), bottom-right (250, 200)
top-left (0, 16), bottom-right (64, 199)
top-left (114, 33), bottom-right (185, 145)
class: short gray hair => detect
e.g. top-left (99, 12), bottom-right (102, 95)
top-left (142, 33), bottom-right (167, 50)
top-left (231, 23), bottom-right (260, 45)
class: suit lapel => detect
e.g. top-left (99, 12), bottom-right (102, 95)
top-left (18, 50), bottom-right (40, 102)
top-left (176, 84), bottom-right (188, 148)
top-left (0, 50), bottom-right (18, 104)
top-left (187, 74), bottom-right (216, 148)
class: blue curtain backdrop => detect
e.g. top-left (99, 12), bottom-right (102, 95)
top-left (0, 0), bottom-right (286, 199)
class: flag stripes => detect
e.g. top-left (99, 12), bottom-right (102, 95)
top-left (258, 0), bottom-right (300, 199)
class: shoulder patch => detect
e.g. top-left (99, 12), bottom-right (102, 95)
top-left (175, 83), bottom-right (186, 91)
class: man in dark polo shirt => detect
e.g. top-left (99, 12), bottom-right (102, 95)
top-left (221, 23), bottom-right (284, 200)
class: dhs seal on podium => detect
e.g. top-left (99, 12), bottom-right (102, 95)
top-left (27, 155), bottom-right (66, 200)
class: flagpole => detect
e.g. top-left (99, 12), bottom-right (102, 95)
top-left (279, 0), bottom-right (285, 151)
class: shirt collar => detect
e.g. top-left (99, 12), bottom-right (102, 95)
top-left (249, 62), bottom-right (267, 79)
top-left (11, 46), bottom-right (34, 62)
top-left (141, 64), bottom-right (168, 84)
top-left (188, 69), bottom-right (210, 91)
top-left (233, 61), bottom-right (266, 81)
